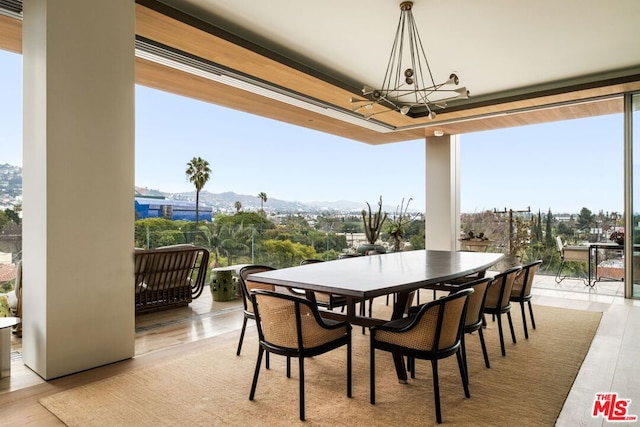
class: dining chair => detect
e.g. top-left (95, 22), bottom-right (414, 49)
top-left (510, 259), bottom-right (543, 339)
top-left (249, 289), bottom-right (352, 421)
top-left (300, 259), bottom-right (348, 311)
top-left (370, 288), bottom-right (473, 424)
top-left (407, 277), bottom-right (491, 380)
top-left (237, 265), bottom-right (277, 359)
top-left (453, 277), bottom-right (493, 382)
top-left (483, 266), bottom-right (522, 356)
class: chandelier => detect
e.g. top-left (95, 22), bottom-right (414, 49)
top-left (351, 1), bottom-right (470, 120)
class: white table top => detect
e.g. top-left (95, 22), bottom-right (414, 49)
top-left (0, 317), bottom-right (20, 329)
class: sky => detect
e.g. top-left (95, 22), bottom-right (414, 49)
top-left (0, 49), bottom-right (625, 215)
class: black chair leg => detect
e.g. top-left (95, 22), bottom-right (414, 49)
top-left (347, 334), bottom-right (352, 398)
top-left (456, 350), bottom-right (470, 397)
top-left (409, 356), bottom-right (416, 379)
top-left (478, 328), bottom-right (490, 368)
top-left (496, 313), bottom-right (506, 356)
top-left (249, 347), bottom-right (264, 400)
top-left (236, 317), bottom-right (248, 356)
top-left (431, 359), bottom-right (442, 424)
top-left (528, 300), bottom-right (536, 330)
top-left (298, 356), bottom-right (305, 421)
top-left (460, 335), bottom-right (469, 384)
top-left (520, 301), bottom-right (529, 339)
top-left (507, 311), bottom-right (517, 344)
top-left (370, 346), bottom-right (376, 404)
top-left (286, 356), bottom-right (291, 377)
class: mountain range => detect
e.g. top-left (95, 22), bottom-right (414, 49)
top-left (135, 187), bottom-right (382, 213)
top-left (0, 164), bottom-right (394, 213)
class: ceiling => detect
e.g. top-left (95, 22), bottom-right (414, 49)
top-left (1, 0), bottom-right (639, 144)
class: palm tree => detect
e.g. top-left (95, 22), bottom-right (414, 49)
top-left (185, 157), bottom-right (212, 226)
top-left (257, 192), bottom-right (268, 213)
top-left (234, 200), bottom-right (242, 213)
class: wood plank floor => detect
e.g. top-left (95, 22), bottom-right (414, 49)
top-left (1, 274), bottom-right (639, 426)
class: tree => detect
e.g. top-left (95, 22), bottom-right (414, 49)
top-left (234, 200), bottom-right (242, 213)
top-left (219, 223), bottom-right (251, 265)
top-left (185, 157), bottom-right (212, 226)
top-left (257, 192), bottom-right (268, 213)
top-left (545, 208), bottom-right (554, 248)
top-left (5, 205), bottom-right (21, 226)
top-left (575, 207), bottom-right (594, 233)
top-left (259, 239), bottom-right (316, 268)
top-left (197, 224), bottom-right (221, 267)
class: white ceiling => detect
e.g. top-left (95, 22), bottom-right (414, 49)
top-left (158, 0), bottom-right (640, 102)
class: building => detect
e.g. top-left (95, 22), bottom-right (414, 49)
top-left (134, 196), bottom-right (212, 222)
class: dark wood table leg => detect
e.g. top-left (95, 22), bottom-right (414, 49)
top-left (389, 291), bottom-right (413, 383)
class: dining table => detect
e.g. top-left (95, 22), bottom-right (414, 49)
top-left (247, 249), bottom-right (504, 382)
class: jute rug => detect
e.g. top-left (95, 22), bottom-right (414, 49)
top-left (40, 304), bottom-right (601, 426)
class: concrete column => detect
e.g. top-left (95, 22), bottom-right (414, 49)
top-left (425, 135), bottom-right (461, 250)
top-left (22, 0), bottom-right (135, 379)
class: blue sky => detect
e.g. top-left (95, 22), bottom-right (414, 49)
top-left (0, 49), bottom-right (624, 214)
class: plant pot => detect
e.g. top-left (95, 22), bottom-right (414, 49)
top-left (356, 244), bottom-right (387, 255)
top-left (210, 270), bottom-right (237, 302)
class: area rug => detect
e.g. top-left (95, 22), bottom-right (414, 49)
top-left (40, 305), bottom-right (601, 426)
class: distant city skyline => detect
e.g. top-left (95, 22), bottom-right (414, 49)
top-left (0, 49), bottom-right (624, 215)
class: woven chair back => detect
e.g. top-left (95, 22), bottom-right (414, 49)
top-left (512, 260), bottom-right (543, 298)
top-left (239, 265), bottom-right (276, 313)
top-left (252, 291), bottom-right (347, 350)
top-left (485, 266), bottom-right (521, 310)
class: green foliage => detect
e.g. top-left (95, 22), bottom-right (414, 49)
top-left (1, 207), bottom-right (21, 226)
top-left (315, 249), bottom-right (342, 261)
top-left (214, 212), bottom-right (274, 229)
top-left (544, 209), bottom-right (555, 248)
top-left (156, 229), bottom-right (186, 247)
top-left (556, 222), bottom-right (573, 240)
top-left (195, 224), bottom-right (221, 267)
top-left (218, 223), bottom-right (251, 265)
top-left (135, 218), bottom-right (192, 248)
top-left (0, 210), bottom-right (8, 229)
top-left (409, 233), bottom-right (425, 250)
top-left (0, 279), bottom-right (14, 293)
top-left (258, 239), bottom-right (316, 268)
top-left (575, 207), bottom-right (594, 231)
top-left (185, 157), bottom-right (211, 192)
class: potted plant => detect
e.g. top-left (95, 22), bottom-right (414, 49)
top-left (388, 197), bottom-right (415, 252)
top-left (610, 227), bottom-right (624, 245)
top-left (459, 230), bottom-right (492, 252)
top-left (357, 196), bottom-right (388, 255)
